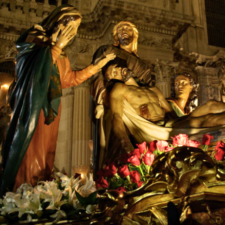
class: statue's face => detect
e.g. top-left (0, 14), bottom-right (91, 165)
top-left (67, 18), bottom-right (81, 37)
top-left (174, 75), bottom-right (193, 99)
top-left (117, 23), bottom-right (134, 46)
top-left (106, 66), bottom-right (129, 81)
top-left (110, 67), bottom-right (123, 80)
top-left (52, 18), bottom-right (81, 43)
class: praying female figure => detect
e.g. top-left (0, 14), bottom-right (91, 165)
top-left (167, 73), bottom-right (198, 117)
top-left (0, 4), bottom-right (115, 195)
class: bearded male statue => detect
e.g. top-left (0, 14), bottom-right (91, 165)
top-left (92, 21), bottom-right (154, 85)
top-left (91, 21), bottom-right (155, 170)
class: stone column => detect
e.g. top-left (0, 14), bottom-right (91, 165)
top-left (71, 83), bottom-right (91, 175)
top-left (54, 87), bottom-right (74, 176)
top-left (196, 66), bottom-right (220, 105)
top-left (156, 81), bottom-right (171, 98)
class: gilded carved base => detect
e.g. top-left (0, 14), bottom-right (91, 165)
top-left (95, 146), bottom-right (225, 225)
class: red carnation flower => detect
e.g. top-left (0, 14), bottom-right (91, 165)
top-left (116, 186), bottom-right (127, 193)
top-left (127, 154), bottom-right (141, 166)
top-left (131, 148), bottom-right (141, 159)
top-left (157, 141), bottom-right (169, 152)
top-left (136, 142), bottom-right (147, 154)
top-left (215, 141), bottom-right (225, 151)
top-left (137, 181), bottom-right (144, 188)
top-left (187, 140), bottom-right (200, 148)
top-left (104, 162), bottom-right (117, 178)
top-left (172, 134), bottom-right (189, 146)
top-left (214, 141), bottom-right (225, 161)
top-left (143, 151), bottom-right (155, 166)
top-left (164, 146), bottom-right (174, 152)
top-left (202, 134), bottom-right (214, 145)
top-left (149, 140), bottom-right (158, 153)
top-left (118, 165), bottom-right (130, 178)
top-left (96, 177), bottom-right (109, 189)
top-left (130, 170), bottom-right (141, 183)
top-left (215, 148), bottom-right (225, 161)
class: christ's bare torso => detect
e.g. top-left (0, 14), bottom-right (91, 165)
top-left (122, 85), bottom-right (166, 122)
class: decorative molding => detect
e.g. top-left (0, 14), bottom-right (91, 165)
top-left (139, 35), bottom-right (172, 49)
top-left (0, 32), bottom-right (18, 42)
top-left (0, 0), bottom-right (194, 42)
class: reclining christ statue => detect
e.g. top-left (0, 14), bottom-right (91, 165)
top-left (111, 65), bottom-right (225, 142)
top-left (93, 64), bottom-right (225, 165)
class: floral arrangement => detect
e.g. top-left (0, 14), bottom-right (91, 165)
top-left (0, 173), bottom-right (97, 224)
top-left (1, 133), bottom-right (224, 224)
top-left (96, 142), bottom-right (155, 192)
top-left (96, 133), bottom-right (223, 193)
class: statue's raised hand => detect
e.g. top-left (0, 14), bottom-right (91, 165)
top-left (55, 25), bottom-right (76, 49)
top-left (94, 53), bottom-right (116, 71)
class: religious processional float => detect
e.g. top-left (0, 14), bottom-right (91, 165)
top-left (0, 134), bottom-right (225, 224)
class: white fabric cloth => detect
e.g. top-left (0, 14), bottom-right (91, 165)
top-left (122, 99), bottom-right (224, 142)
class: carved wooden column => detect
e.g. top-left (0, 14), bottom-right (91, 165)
top-left (71, 83), bottom-right (91, 175)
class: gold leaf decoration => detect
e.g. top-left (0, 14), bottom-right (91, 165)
top-left (176, 169), bottom-right (201, 197)
top-left (149, 206), bottom-right (168, 225)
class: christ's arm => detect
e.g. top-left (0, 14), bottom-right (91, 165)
top-left (110, 82), bottom-right (134, 153)
top-left (150, 87), bottom-right (173, 112)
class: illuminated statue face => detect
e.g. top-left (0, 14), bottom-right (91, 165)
top-left (109, 67), bottom-right (123, 80)
top-left (52, 18), bottom-right (81, 43)
top-left (106, 65), bottom-right (129, 81)
top-left (117, 23), bottom-right (134, 46)
top-left (174, 75), bottom-right (193, 99)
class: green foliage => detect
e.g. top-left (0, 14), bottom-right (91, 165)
top-left (128, 164), bottom-right (142, 175)
top-left (75, 191), bottom-right (98, 207)
top-left (123, 180), bottom-right (133, 191)
top-left (109, 177), bottom-right (124, 189)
